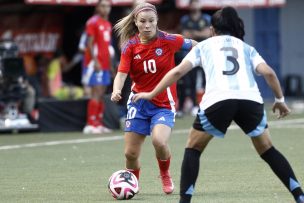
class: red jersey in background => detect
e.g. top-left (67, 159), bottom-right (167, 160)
top-left (85, 15), bottom-right (112, 70)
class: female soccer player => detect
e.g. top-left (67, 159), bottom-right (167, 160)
top-left (111, 2), bottom-right (197, 194)
top-left (82, 0), bottom-right (113, 134)
top-left (132, 6), bottom-right (304, 203)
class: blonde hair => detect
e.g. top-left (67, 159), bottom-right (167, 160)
top-left (114, 2), bottom-right (157, 47)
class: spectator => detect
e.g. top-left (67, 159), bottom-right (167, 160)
top-left (180, 0), bottom-right (211, 42)
top-left (46, 50), bottom-right (83, 100)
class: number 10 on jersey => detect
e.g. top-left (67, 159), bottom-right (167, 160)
top-left (143, 59), bottom-right (157, 73)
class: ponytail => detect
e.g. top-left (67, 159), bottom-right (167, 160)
top-left (114, 14), bottom-right (138, 48)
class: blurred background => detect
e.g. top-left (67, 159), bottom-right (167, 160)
top-left (0, 0), bottom-right (303, 133)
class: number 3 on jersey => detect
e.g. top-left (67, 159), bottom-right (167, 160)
top-left (143, 59), bottom-right (157, 73)
top-left (221, 47), bottom-right (239, 75)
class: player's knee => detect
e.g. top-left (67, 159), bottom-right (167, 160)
top-left (186, 142), bottom-right (204, 152)
top-left (252, 132), bottom-right (273, 155)
top-left (152, 138), bottom-right (167, 150)
top-left (255, 142), bottom-right (273, 155)
top-left (125, 150), bottom-right (139, 161)
top-left (186, 134), bottom-right (211, 152)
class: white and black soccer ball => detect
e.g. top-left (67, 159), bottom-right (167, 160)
top-left (108, 170), bottom-right (139, 200)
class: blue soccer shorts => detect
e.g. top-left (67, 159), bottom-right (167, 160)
top-left (124, 94), bottom-right (175, 136)
top-left (81, 61), bottom-right (111, 86)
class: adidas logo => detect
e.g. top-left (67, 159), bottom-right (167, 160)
top-left (133, 54), bottom-right (141, 59)
top-left (158, 116), bottom-right (166, 121)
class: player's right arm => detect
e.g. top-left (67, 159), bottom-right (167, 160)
top-left (86, 17), bottom-right (101, 71)
top-left (111, 42), bottom-right (132, 102)
top-left (87, 35), bottom-right (101, 71)
top-left (111, 72), bottom-right (128, 102)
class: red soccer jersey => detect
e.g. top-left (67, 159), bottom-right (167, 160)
top-left (85, 15), bottom-right (112, 70)
top-left (118, 31), bottom-right (185, 110)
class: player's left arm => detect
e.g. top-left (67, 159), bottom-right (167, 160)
top-left (169, 33), bottom-right (197, 52)
top-left (87, 34), bottom-right (101, 71)
top-left (180, 38), bottom-right (198, 51)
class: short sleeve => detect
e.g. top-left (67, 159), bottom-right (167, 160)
top-left (184, 45), bottom-right (201, 68)
top-left (165, 33), bottom-right (184, 52)
top-left (250, 47), bottom-right (265, 73)
top-left (86, 18), bottom-right (96, 37)
top-left (118, 44), bottom-right (132, 73)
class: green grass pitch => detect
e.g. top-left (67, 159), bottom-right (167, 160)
top-left (0, 110), bottom-right (303, 203)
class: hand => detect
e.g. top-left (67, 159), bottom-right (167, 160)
top-left (272, 102), bottom-right (291, 119)
top-left (111, 90), bottom-right (122, 102)
top-left (132, 92), bottom-right (153, 103)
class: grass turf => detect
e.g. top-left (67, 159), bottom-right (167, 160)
top-left (0, 112), bottom-right (303, 203)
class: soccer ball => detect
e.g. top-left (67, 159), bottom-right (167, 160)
top-left (108, 170), bottom-right (139, 200)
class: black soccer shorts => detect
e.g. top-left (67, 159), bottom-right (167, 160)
top-left (193, 99), bottom-right (268, 137)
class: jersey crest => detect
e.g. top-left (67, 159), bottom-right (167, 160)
top-left (155, 48), bottom-right (163, 56)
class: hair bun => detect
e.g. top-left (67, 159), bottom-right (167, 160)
top-left (222, 6), bottom-right (238, 19)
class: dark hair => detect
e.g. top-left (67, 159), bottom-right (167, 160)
top-left (211, 6), bottom-right (245, 40)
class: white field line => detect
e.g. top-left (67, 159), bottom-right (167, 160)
top-left (0, 136), bottom-right (122, 151)
top-left (0, 118), bottom-right (303, 151)
top-left (228, 118), bottom-right (304, 130)
top-left (1, 130), bottom-right (190, 151)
